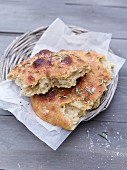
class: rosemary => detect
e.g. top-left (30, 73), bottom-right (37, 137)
top-left (75, 87), bottom-right (81, 96)
top-left (51, 89), bottom-right (60, 93)
top-left (98, 131), bottom-right (108, 141)
top-left (59, 95), bottom-right (68, 98)
top-left (54, 54), bottom-right (59, 57)
top-left (86, 51), bottom-right (91, 54)
top-left (99, 78), bottom-right (104, 84)
top-left (22, 62), bottom-right (31, 67)
top-left (84, 86), bottom-right (92, 94)
top-left (56, 53), bottom-right (67, 62)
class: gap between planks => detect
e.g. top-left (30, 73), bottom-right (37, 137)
top-left (0, 114), bottom-right (127, 124)
top-left (65, 3), bottom-right (127, 9)
top-left (0, 31), bottom-right (127, 41)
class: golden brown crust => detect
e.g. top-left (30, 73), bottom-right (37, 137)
top-left (7, 49), bottom-right (91, 96)
top-left (30, 51), bottom-right (113, 130)
top-left (30, 94), bottom-right (72, 130)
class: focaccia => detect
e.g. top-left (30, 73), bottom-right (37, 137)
top-left (7, 49), bottom-right (90, 96)
top-left (30, 53), bottom-right (113, 130)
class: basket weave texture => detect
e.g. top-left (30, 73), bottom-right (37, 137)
top-left (0, 26), bottom-right (118, 121)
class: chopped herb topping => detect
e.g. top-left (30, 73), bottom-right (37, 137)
top-left (51, 89), bottom-right (60, 93)
top-left (54, 54), bottom-right (59, 57)
top-left (56, 57), bottom-right (61, 60)
top-left (75, 87), bottom-right (82, 96)
top-left (86, 51), bottom-right (91, 54)
top-left (61, 53), bottom-right (67, 57)
top-left (99, 78), bottom-right (104, 84)
top-left (56, 53), bottom-right (67, 62)
top-left (22, 62), bottom-right (31, 67)
top-left (59, 95), bottom-right (68, 98)
top-left (84, 86), bottom-right (92, 94)
top-left (98, 131), bottom-right (108, 141)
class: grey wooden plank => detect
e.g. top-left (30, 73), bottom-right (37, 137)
top-left (0, 35), bottom-right (17, 57)
top-left (1, 0), bottom-right (127, 7)
top-left (0, 1), bottom-right (127, 39)
top-left (0, 115), bottom-right (127, 170)
top-left (110, 39), bottom-right (127, 59)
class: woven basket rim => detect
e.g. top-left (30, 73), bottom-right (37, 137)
top-left (0, 25), bottom-right (118, 121)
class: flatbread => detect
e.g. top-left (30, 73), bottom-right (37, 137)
top-left (30, 52), bottom-right (113, 130)
top-left (7, 49), bottom-right (90, 96)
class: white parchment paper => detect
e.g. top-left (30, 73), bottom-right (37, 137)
top-left (0, 18), bottom-right (125, 150)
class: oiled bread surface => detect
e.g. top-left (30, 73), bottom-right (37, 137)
top-left (8, 49), bottom-right (90, 96)
top-left (30, 50), bottom-right (113, 130)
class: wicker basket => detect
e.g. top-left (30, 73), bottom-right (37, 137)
top-left (0, 25), bottom-right (118, 121)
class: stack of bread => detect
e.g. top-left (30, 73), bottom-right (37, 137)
top-left (8, 49), bottom-right (113, 130)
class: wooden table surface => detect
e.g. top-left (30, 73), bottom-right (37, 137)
top-left (0, 1), bottom-right (127, 170)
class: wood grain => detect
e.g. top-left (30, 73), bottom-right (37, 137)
top-left (0, 0), bottom-right (126, 39)
top-left (0, 116), bottom-right (127, 170)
